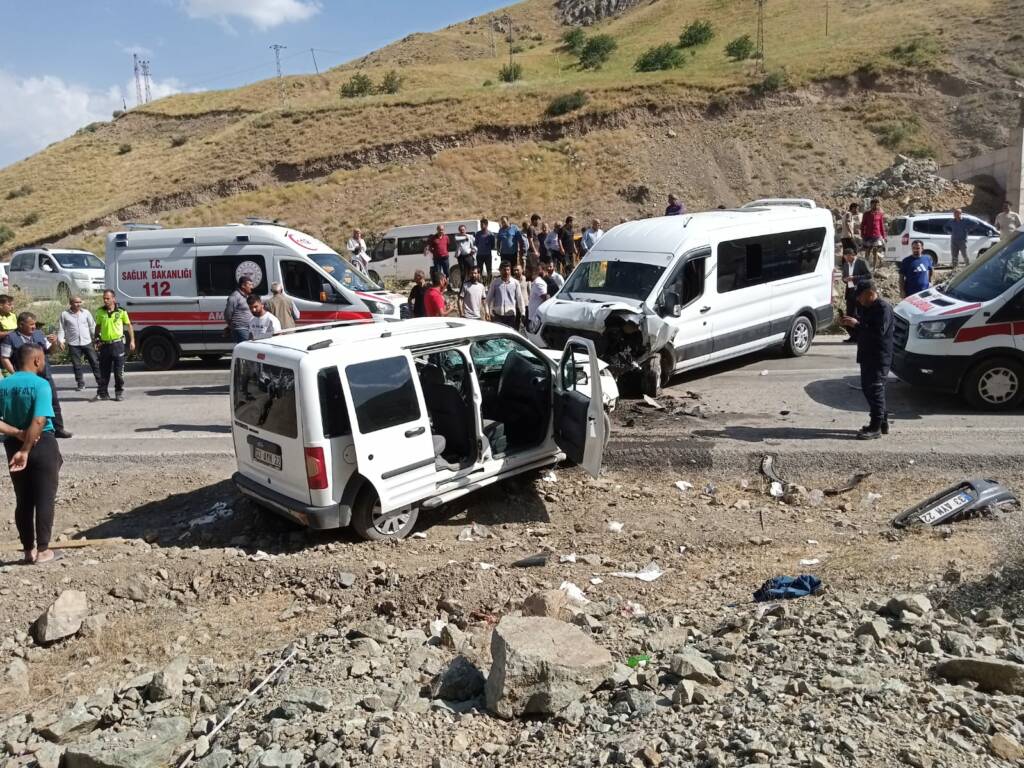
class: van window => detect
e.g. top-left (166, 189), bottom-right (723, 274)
top-left (888, 218), bottom-right (907, 237)
top-left (717, 228), bottom-right (825, 292)
top-left (197, 255), bottom-right (268, 296)
top-left (913, 219), bottom-right (951, 236)
top-left (943, 233), bottom-right (1024, 303)
top-left (233, 359), bottom-right (298, 438)
top-left (398, 237), bottom-right (428, 256)
top-left (664, 256), bottom-right (707, 309)
top-left (282, 260), bottom-right (339, 303)
top-left (346, 356), bottom-right (421, 434)
top-left (318, 366), bottom-right (351, 437)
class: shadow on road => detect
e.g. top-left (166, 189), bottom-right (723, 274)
top-left (135, 424), bottom-right (232, 434)
top-left (693, 425), bottom-right (858, 442)
top-left (803, 377), bottom-right (1000, 419)
top-left (144, 385), bottom-right (229, 397)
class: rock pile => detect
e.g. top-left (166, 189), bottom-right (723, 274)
top-left (833, 154), bottom-right (974, 212)
top-left (558, 0), bottom-right (643, 26)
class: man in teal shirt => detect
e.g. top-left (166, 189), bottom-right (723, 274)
top-left (0, 344), bottom-right (62, 564)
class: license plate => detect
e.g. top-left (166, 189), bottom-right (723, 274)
top-left (918, 492), bottom-right (971, 524)
top-left (253, 446), bottom-right (282, 470)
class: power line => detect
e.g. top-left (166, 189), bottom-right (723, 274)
top-left (141, 59), bottom-right (153, 103)
top-left (270, 43), bottom-right (287, 107)
top-left (133, 54), bottom-right (143, 107)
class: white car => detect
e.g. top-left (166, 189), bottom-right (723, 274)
top-left (368, 220), bottom-right (502, 291)
top-left (8, 248), bottom-right (105, 300)
top-left (231, 318), bottom-right (609, 541)
top-left (886, 212), bottom-right (999, 266)
top-left (0, 261), bottom-right (8, 292)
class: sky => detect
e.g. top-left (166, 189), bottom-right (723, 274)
top-left (0, 0), bottom-right (510, 169)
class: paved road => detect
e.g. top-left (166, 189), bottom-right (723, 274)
top-left (49, 338), bottom-right (1022, 468)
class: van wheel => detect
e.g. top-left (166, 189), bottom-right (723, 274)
top-left (141, 334), bottom-right (179, 371)
top-left (448, 265), bottom-right (463, 292)
top-left (640, 356), bottom-right (662, 398)
top-left (785, 315), bottom-right (814, 357)
top-left (962, 357), bottom-right (1024, 411)
top-left (350, 484), bottom-right (419, 541)
top-left (57, 283), bottom-right (71, 304)
top-left (924, 250), bottom-right (939, 267)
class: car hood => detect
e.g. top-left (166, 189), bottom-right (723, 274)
top-left (541, 297), bottom-right (646, 329)
top-left (895, 288), bottom-right (982, 323)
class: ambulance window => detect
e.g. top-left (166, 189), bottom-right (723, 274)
top-left (197, 255), bottom-right (267, 296)
top-left (317, 366), bottom-right (351, 437)
top-left (346, 356), bottom-right (421, 434)
top-left (282, 260), bottom-right (332, 302)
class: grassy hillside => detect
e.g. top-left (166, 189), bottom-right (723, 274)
top-left (0, 0), bottom-right (1018, 259)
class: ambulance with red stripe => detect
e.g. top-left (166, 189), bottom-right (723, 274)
top-left (105, 221), bottom-right (407, 370)
top-left (893, 230), bottom-right (1024, 410)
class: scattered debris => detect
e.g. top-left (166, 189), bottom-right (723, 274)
top-left (753, 575), bottom-right (823, 602)
top-left (477, 562), bottom-right (497, 571)
top-left (188, 501), bottom-right (233, 529)
top-left (760, 454), bottom-right (793, 493)
top-left (626, 654), bottom-right (651, 669)
top-left (674, 480), bottom-right (693, 492)
top-left (560, 553), bottom-right (577, 563)
top-left (892, 478), bottom-right (1019, 528)
top-left (409, 532), bottom-right (428, 540)
top-left (542, 471), bottom-right (558, 483)
top-left (511, 553), bottom-right (549, 568)
top-left (607, 521), bottom-right (624, 533)
top-left (609, 562), bottom-right (664, 582)
top-left (559, 581), bottom-right (590, 605)
top-left (799, 559), bottom-right (821, 567)
top-left (248, 551), bottom-right (274, 562)
top-left (823, 471), bottom-right (872, 496)
top-left (769, 481), bottom-right (785, 498)
top-left (641, 395), bottom-right (664, 410)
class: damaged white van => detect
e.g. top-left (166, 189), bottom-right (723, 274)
top-left (231, 318), bottom-right (607, 541)
top-left (528, 207), bottom-right (835, 395)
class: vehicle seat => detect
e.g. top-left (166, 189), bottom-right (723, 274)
top-left (419, 365), bottom-right (473, 461)
top-left (482, 419), bottom-right (507, 457)
top-left (494, 352), bottom-right (547, 447)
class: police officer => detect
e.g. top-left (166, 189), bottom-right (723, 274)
top-left (0, 344), bottom-right (63, 564)
top-left (840, 280), bottom-right (894, 439)
top-left (95, 289), bottom-right (135, 402)
top-left (0, 311), bottom-right (71, 438)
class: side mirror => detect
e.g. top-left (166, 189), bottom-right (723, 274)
top-left (662, 290), bottom-right (681, 317)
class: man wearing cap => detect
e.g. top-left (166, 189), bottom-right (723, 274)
top-left (838, 246), bottom-right (871, 343)
top-left (840, 280), bottom-right (894, 440)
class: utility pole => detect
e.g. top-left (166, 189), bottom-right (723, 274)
top-left (825, 0), bottom-right (830, 36)
top-left (309, 48), bottom-right (320, 75)
top-left (755, 0), bottom-right (766, 73)
top-left (141, 60), bottom-right (153, 103)
top-left (270, 44), bottom-right (287, 107)
top-left (133, 53), bottom-right (143, 107)
top-left (505, 13), bottom-right (514, 69)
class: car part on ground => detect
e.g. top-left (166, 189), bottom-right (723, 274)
top-left (891, 478), bottom-right (1018, 528)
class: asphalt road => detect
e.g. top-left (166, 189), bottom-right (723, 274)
top-left (49, 337), bottom-right (1022, 468)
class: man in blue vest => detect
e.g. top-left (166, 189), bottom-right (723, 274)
top-left (0, 312), bottom-right (70, 439)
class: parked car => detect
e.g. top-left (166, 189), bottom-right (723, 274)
top-left (886, 212), bottom-right (999, 266)
top-left (230, 318), bottom-right (608, 541)
top-left (369, 220), bottom-right (501, 290)
top-left (8, 248), bottom-right (105, 300)
top-left (893, 230), bottom-right (1024, 410)
top-left (528, 206), bottom-right (835, 396)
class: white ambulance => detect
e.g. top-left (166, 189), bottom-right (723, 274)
top-left (893, 231), bottom-right (1024, 410)
top-left (105, 221), bottom-right (407, 370)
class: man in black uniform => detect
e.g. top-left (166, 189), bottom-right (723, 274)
top-left (840, 280), bottom-right (894, 440)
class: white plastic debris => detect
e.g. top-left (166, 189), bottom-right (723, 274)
top-left (542, 471), bottom-right (558, 483)
top-left (607, 521), bottom-right (624, 533)
top-left (457, 527), bottom-right (474, 542)
top-left (674, 480), bottom-right (694, 492)
top-left (678, 545), bottom-right (687, 555)
top-left (410, 532), bottom-right (427, 540)
top-left (248, 550), bottom-right (273, 562)
top-left (560, 553), bottom-right (577, 563)
top-left (589, 577), bottom-right (604, 585)
top-left (770, 481), bottom-right (785, 498)
top-left (429, 619), bottom-right (446, 637)
top-left (799, 558), bottom-right (821, 566)
top-left (559, 581), bottom-right (589, 605)
top-left (642, 395), bottom-right (664, 409)
top-left (760, 370), bottom-right (769, 376)
top-left (189, 501), bottom-right (233, 529)
top-left (478, 562), bottom-right (496, 571)
top-left (610, 561), bottom-right (664, 582)
top-left (806, 539), bottom-right (819, 545)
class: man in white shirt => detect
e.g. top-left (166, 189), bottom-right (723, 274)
top-left (453, 224), bottom-right (476, 281)
top-left (458, 267), bottom-right (488, 321)
top-left (347, 229), bottom-right (369, 273)
top-left (57, 296), bottom-right (99, 391)
top-left (581, 218), bottom-right (604, 256)
top-left (995, 201), bottom-right (1023, 240)
top-left (545, 262), bottom-right (565, 290)
top-left (486, 262), bottom-right (525, 328)
top-left (247, 295), bottom-right (281, 340)
top-left (527, 264), bottom-right (549, 322)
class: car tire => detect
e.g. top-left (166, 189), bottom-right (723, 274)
top-left (641, 356), bottom-right (662, 398)
top-left (140, 334), bottom-right (179, 371)
top-left (785, 315), bottom-right (814, 357)
top-left (962, 357), bottom-right (1024, 411)
top-left (448, 265), bottom-right (463, 293)
top-left (57, 282), bottom-right (71, 304)
top-left (367, 269), bottom-right (382, 285)
top-left (350, 483), bottom-right (418, 542)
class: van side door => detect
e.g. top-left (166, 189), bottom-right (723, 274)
top-left (766, 227), bottom-right (830, 337)
top-left (553, 337), bottom-right (606, 478)
top-left (659, 250), bottom-right (712, 370)
top-left (709, 235), bottom-right (773, 358)
top-left (340, 350), bottom-right (438, 511)
top-left (370, 238), bottom-right (398, 283)
top-left (395, 235), bottom-right (430, 281)
top-left (195, 246), bottom-right (270, 349)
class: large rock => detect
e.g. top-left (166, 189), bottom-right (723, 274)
top-left (63, 716), bottom-right (189, 768)
top-left (147, 656), bottom-right (189, 702)
top-left (670, 650), bottom-right (720, 685)
top-left (485, 616), bottom-right (613, 719)
top-left (33, 590), bottom-right (89, 644)
top-left (883, 594), bottom-right (932, 616)
top-left (1, 658), bottom-right (29, 697)
top-left (522, 590), bottom-right (569, 620)
top-left (40, 704), bottom-right (100, 743)
top-left (933, 657), bottom-right (1024, 694)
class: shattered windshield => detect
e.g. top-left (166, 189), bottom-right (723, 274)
top-left (942, 233), bottom-right (1024, 303)
top-left (561, 259), bottom-right (665, 302)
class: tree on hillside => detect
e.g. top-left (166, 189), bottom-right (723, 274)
top-left (634, 43), bottom-right (686, 72)
top-left (725, 34), bottom-right (755, 61)
top-left (340, 73), bottom-right (375, 98)
top-left (379, 70), bottom-right (404, 95)
top-left (679, 20), bottom-right (714, 48)
top-left (579, 34), bottom-right (618, 70)
top-left (499, 62), bottom-right (523, 82)
top-left (562, 28), bottom-right (587, 55)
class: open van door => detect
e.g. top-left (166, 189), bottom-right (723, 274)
top-left (553, 337), bottom-right (606, 478)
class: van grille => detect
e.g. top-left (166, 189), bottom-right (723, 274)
top-left (894, 315), bottom-right (910, 351)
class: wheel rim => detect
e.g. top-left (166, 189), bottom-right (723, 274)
top-left (978, 367), bottom-right (1018, 404)
top-left (371, 501), bottom-right (410, 536)
top-left (793, 321), bottom-right (811, 352)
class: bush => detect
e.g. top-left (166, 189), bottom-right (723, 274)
top-left (680, 19), bottom-right (714, 48)
top-left (888, 38), bottom-right (940, 68)
top-left (6, 184), bottom-right (33, 200)
top-left (498, 62), bottom-right (523, 83)
top-left (634, 43), bottom-right (686, 72)
top-left (170, 135), bottom-right (187, 148)
top-left (339, 73), bottom-right (374, 98)
top-left (379, 70), bottom-right (403, 95)
top-left (546, 90), bottom-right (589, 117)
top-left (0, 224), bottom-right (13, 248)
top-left (482, 79), bottom-right (494, 87)
top-left (21, 212), bottom-right (39, 227)
top-left (562, 28), bottom-right (587, 55)
top-left (117, 143), bottom-right (132, 155)
top-left (750, 70), bottom-right (788, 96)
top-left (579, 34), bottom-right (617, 70)
top-left (725, 34), bottom-right (755, 61)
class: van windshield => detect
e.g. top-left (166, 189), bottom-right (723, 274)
top-left (941, 232), bottom-right (1024, 303)
top-left (310, 253), bottom-right (380, 291)
top-left (561, 259), bottom-right (665, 302)
top-left (54, 252), bottom-right (104, 269)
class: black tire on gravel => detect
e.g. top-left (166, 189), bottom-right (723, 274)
top-left (350, 484), bottom-right (419, 542)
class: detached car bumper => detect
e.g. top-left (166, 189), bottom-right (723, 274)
top-left (232, 472), bottom-right (351, 530)
top-left (892, 349), bottom-right (969, 394)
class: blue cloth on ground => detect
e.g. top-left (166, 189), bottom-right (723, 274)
top-left (753, 575), bottom-right (822, 602)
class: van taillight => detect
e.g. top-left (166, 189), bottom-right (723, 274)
top-left (901, 234), bottom-right (909, 246)
top-left (304, 447), bottom-right (328, 490)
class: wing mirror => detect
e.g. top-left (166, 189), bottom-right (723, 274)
top-left (662, 290), bottom-right (681, 317)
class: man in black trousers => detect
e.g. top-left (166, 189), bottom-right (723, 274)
top-left (838, 246), bottom-right (871, 343)
top-left (840, 280), bottom-right (894, 440)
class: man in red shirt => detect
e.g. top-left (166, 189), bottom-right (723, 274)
top-left (424, 272), bottom-right (447, 317)
top-left (860, 198), bottom-right (887, 269)
top-left (424, 224), bottom-right (450, 279)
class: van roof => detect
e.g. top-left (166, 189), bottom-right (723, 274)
top-left (13, 248), bottom-right (94, 255)
top-left (245, 317), bottom-right (503, 357)
top-left (105, 224), bottom-right (335, 253)
top-left (591, 208), bottom-right (832, 255)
